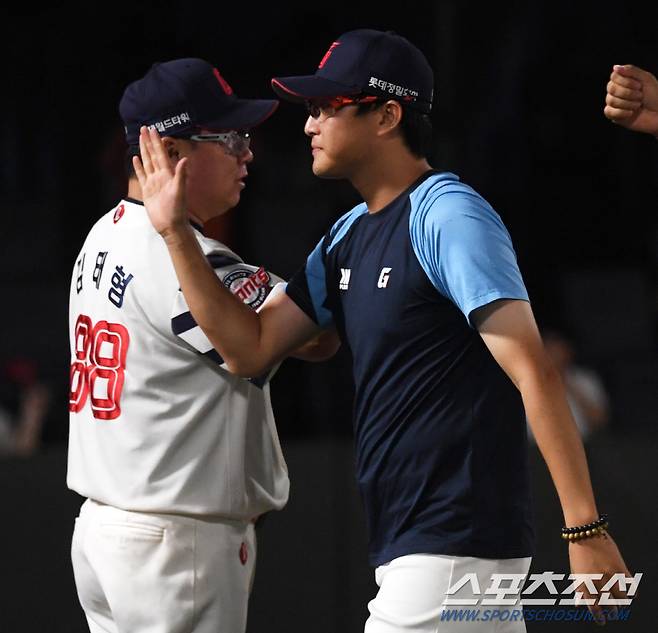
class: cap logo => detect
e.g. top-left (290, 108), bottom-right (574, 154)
top-left (213, 68), bottom-right (234, 96)
top-left (318, 42), bottom-right (340, 69)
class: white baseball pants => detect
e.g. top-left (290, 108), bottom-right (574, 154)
top-left (71, 499), bottom-right (256, 633)
top-left (365, 553), bottom-right (532, 633)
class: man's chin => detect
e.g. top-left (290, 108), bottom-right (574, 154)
top-left (227, 189), bottom-right (242, 208)
top-left (208, 196), bottom-right (238, 218)
top-left (312, 158), bottom-right (343, 179)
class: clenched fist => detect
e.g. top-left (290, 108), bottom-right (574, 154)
top-left (604, 64), bottom-right (658, 137)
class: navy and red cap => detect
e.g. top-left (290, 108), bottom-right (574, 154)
top-left (120, 58), bottom-right (279, 146)
top-left (272, 29), bottom-right (433, 114)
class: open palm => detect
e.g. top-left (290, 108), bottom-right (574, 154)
top-left (133, 126), bottom-right (189, 237)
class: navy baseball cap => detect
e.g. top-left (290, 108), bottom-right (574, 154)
top-left (272, 30), bottom-right (433, 113)
top-left (120, 58), bottom-right (279, 145)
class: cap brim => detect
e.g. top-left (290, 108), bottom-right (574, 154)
top-left (271, 75), bottom-right (361, 102)
top-left (205, 98), bottom-right (279, 131)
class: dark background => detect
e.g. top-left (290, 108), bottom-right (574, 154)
top-left (1, 1), bottom-right (656, 631)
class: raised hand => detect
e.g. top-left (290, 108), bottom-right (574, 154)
top-left (133, 126), bottom-right (190, 239)
top-left (604, 64), bottom-right (658, 137)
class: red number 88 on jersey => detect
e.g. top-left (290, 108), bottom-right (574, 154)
top-left (69, 314), bottom-right (130, 420)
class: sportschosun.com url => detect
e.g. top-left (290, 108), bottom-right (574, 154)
top-left (440, 607), bottom-right (631, 623)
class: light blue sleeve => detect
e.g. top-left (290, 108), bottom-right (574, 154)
top-left (287, 202), bottom-right (368, 329)
top-left (302, 236), bottom-right (334, 329)
top-left (409, 182), bottom-right (529, 326)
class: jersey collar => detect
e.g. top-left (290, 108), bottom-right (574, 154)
top-left (122, 198), bottom-right (205, 235)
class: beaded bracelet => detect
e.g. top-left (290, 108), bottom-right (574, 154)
top-left (561, 514), bottom-right (609, 542)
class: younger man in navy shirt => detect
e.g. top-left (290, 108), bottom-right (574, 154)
top-left (135, 30), bottom-right (631, 631)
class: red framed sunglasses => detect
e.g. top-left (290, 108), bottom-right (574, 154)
top-left (305, 95), bottom-right (381, 119)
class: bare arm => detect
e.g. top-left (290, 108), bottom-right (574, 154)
top-left (134, 126), bottom-right (323, 376)
top-left (473, 299), bottom-right (630, 618)
top-left (475, 300), bottom-right (597, 524)
top-left (291, 328), bottom-right (341, 362)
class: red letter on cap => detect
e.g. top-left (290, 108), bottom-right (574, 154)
top-left (318, 42), bottom-right (340, 69)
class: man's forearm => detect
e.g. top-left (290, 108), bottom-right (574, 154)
top-left (522, 365), bottom-right (599, 526)
top-left (162, 226), bottom-right (269, 375)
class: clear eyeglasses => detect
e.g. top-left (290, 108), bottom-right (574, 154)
top-left (189, 130), bottom-right (251, 156)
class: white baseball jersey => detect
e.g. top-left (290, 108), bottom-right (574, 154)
top-left (67, 199), bottom-right (289, 519)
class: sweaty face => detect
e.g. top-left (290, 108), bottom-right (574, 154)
top-left (304, 104), bottom-right (380, 179)
top-left (174, 135), bottom-right (252, 221)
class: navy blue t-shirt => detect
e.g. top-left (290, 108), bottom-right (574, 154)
top-left (287, 171), bottom-right (534, 566)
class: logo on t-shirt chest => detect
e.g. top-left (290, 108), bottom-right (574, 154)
top-left (339, 268), bottom-right (351, 290)
top-left (377, 267), bottom-right (392, 288)
top-left (338, 266), bottom-right (393, 291)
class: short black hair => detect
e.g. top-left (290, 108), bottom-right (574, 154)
top-left (125, 146), bottom-right (139, 179)
top-left (355, 99), bottom-right (433, 159)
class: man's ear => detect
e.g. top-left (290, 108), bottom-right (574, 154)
top-left (377, 100), bottom-right (403, 136)
top-left (162, 137), bottom-right (181, 163)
